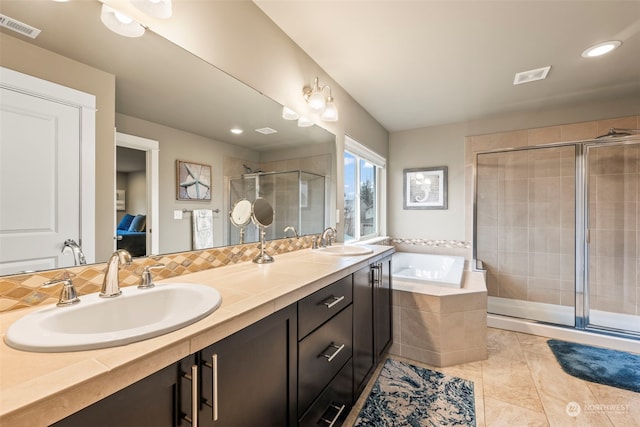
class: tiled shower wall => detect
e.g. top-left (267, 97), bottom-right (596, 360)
top-left (467, 114), bottom-right (640, 316)
top-left (588, 144), bottom-right (639, 315)
top-left (476, 146), bottom-right (576, 307)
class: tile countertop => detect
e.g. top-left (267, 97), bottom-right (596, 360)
top-left (0, 245), bottom-right (394, 427)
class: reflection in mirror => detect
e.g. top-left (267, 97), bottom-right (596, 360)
top-left (251, 198), bottom-right (275, 264)
top-left (0, 0), bottom-right (336, 276)
top-left (229, 199), bottom-right (252, 244)
top-left (252, 198), bottom-right (275, 228)
top-left (229, 199), bottom-right (252, 228)
top-left (228, 170), bottom-right (326, 245)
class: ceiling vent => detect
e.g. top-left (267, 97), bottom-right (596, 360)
top-left (513, 66), bottom-right (551, 85)
top-left (255, 127), bottom-right (278, 135)
top-left (0, 14), bottom-right (41, 39)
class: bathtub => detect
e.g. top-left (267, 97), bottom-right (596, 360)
top-left (392, 252), bottom-right (465, 289)
top-left (390, 252), bottom-right (488, 366)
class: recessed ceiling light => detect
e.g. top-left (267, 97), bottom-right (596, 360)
top-left (513, 66), bottom-right (551, 85)
top-left (581, 40), bottom-right (621, 58)
top-left (230, 128), bottom-right (243, 135)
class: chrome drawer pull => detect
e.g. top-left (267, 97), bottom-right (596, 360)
top-left (200, 355), bottom-right (219, 420)
top-left (319, 403), bottom-right (346, 426)
top-left (322, 295), bottom-right (345, 309)
top-left (320, 343), bottom-right (345, 362)
top-left (181, 365), bottom-right (199, 425)
top-left (212, 354), bottom-right (219, 421)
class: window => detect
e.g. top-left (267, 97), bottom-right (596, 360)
top-left (343, 137), bottom-right (385, 242)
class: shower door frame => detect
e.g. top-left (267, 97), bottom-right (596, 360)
top-left (581, 137), bottom-right (640, 338)
top-left (473, 135), bottom-right (640, 339)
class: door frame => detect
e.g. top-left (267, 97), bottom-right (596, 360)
top-left (581, 137), bottom-right (640, 337)
top-left (115, 131), bottom-right (160, 255)
top-left (0, 66), bottom-right (96, 264)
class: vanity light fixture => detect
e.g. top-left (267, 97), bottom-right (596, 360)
top-left (230, 128), bottom-right (243, 135)
top-left (303, 77), bottom-right (338, 122)
top-left (297, 115), bottom-right (314, 128)
top-left (282, 106), bottom-right (300, 120)
top-left (100, 4), bottom-right (145, 38)
top-left (581, 40), bottom-right (622, 58)
top-left (131, 0), bottom-right (173, 19)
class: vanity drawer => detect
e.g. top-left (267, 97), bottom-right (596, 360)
top-left (298, 360), bottom-right (353, 427)
top-left (298, 275), bottom-right (352, 339)
top-left (298, 305), bottom-right (353, 414)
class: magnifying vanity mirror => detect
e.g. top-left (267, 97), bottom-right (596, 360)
top-left (229, 199), bottom-right (252, 244)
top-left (0, 0), bottom-right (336, 276)
top-left (251, 198), bottom-right (275, 264)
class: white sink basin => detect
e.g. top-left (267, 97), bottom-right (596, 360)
top-left (316, 245), bottom-right (374, 256)
top-left (5, 283), bottom-right (222, 352)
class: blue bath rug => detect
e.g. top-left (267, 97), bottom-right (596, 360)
top-left (354, 358), bottom-right (475, 427)
top-left (547, 339), bottom-right (640, 393)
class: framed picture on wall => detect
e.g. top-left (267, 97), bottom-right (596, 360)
top-left (176, 160), bottom-right (211, 201)
top-left (403, 166), bottom-right (448, 210)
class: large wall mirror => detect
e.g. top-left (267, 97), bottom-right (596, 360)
top-left (0, 0), bottom-right (336, 275)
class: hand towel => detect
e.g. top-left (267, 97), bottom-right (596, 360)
top-left (192, 209), bottom-right (214, 250)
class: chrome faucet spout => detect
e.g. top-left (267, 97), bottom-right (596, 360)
top-left (320, 227), bottom-right (337, 247)
top-left (283, 226), bottom-right (299, 238)
top-left (62, 239), bottom-right (87, 265)
top-left (100, 249), bottom-right (132, 298)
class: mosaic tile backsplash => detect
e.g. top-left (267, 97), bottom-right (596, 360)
top-left (0, 236), bottom-right (319, 312)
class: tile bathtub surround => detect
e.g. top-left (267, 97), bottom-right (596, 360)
top-left (0, 235), bottom-right (318, 312)
top-left (389, 271), bottom-right (488, 367)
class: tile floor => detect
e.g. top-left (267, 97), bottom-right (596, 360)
top-left (345, 328), bottom-right (640, 426)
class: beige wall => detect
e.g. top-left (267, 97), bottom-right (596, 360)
top-left (102, 0), bottom-right (389, 235)
top-left (115, 113), bottom-right (260, 253)
top-left (389, 96), bottom-right (640, 242)
top-left (0, 33), bottom-right (116, 262)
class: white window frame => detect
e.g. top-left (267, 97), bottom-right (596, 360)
top-left (344, 136), bottom-right (386, 242)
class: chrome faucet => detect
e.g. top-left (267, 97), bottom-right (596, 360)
top-left (100, 249), bottom-right (132, 298)
top-left (42, 274), bottom-right (80, 307)
top-left (283, 226), bottom-right (299, 238)
top-left (62, 239), bottom-right (86, 265)
top-left (139, 263), bottom-right (165, 289)
top-left (319, 227), bottom-right (337, 247)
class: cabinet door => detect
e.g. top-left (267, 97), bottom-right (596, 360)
top-left (199, 304), bottom-right (297, 427)
top-left (352, 265), bottom-right (374, 397)
top-left (374, 256), bottom-right (393, 361)
top-left (51, 362), bottom-right (179, 427)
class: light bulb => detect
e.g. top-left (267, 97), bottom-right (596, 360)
top-left (321, 98), bottom-right (338, 121)
top-left (101, 4), bottom-right (145, 38)
top-left (282, 106), bottom-right (299, 120)
top-left (297, 116), bottom-right (314, 127)
top-left (307, 90), bottom-right (326, 112)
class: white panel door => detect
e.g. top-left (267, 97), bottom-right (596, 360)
top-left (0, 87), bottom-right (81, 274)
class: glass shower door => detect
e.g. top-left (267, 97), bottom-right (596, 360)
top-left (476, 146), bottom-right (576, 326)
top-left (585, 142), bottom-right (640, 335)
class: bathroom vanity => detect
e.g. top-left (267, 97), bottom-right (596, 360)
top-left (0, 246), bottom-right (394, 427)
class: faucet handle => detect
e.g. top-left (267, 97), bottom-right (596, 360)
top-left (42, 277), bottom-right (80, 307)
top-left (139, 264), bottom-right (165, 289)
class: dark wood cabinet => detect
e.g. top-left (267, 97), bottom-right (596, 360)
top-left (374, 255), bottom-right (393, 361)
top-left (352, 265), bottom-right (374, 397)
top-left (198, 304), bottom-right (297, 427)
top-left (49, 252), bottom-right (393, 427)
top-left (352, 255), bottom-right (393, 398)
top-left (51, 361), bottom-right (180, 427)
